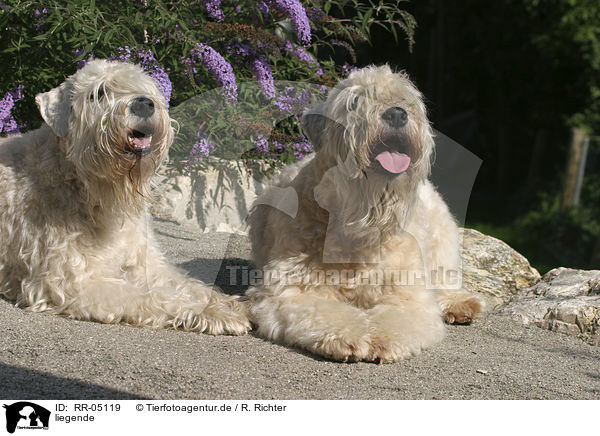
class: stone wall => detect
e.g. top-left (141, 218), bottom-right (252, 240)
top-left (151, 163), bottom-right (265, 234)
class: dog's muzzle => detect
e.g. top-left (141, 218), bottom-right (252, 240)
top-left (126, 129), bottom-right (153, 157)
top-left (131, 97), bottom-right (155, 118)
top-left (370, 137), bottom-right (411, 175)
top-left (369, 107), bottom-right (411, 175)
top-left (381, 106), bottom-right (408, 128)
top-left (126, 97), bottom-right (157, 157)
top-left (373, 149), bottom-right (410, 174)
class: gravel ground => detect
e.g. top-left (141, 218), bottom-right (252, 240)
top-left (1, 218), bottom-right (599, 400)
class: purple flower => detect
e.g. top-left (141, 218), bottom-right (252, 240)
top-left (136, 50), bottom-right (172, 106)
top-left (228, 43), bottom-right (275, 100)
top-left (182, 43), bottom-right (238, 105)
top-left (270, 137), bottom-right (312, 160)
top-left (273, 86), bottom-right (313, 116)
top-left (0, 95), bottom-right (14, 124)
top-left (201, 0), bottom-right (224, 22)
top-left (111, 47), bottom-right (172, 106)
top-left (341, 62), bottom-right (358, 77)
top-left (0, 84), bottom-right (24, 135)
top-left (34, 7), bottom-right (48, 32)
top-left (267, 0), bottom-right (311, 46)
top-left (306, 6), bottom-right (324, 23)
top-left (272, 140), bottom-right (283, 152)
top-left (75, 48), bottom-right (94, 70)
top-left (248, 57), bottom-right (275, 100)
top-left (290, 139), bottom-right (313, 160)
top-left (257, 2), bottom-right (269, 20)
top-left (10, 84), bottom-right (24, 101)
top-left (188, 130), bottom-right (216, 165)
top-left (2, 116), bottom-right (19, 135)
top-left (235, 5), bottom-right (242, 13)
top-left (283, 41), bottom-right (322, 75)
top-left (253, 135), bottom-right (269, 153)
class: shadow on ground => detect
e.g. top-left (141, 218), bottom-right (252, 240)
top-left (178, 258), bottom-right (253, 295)
top-left (0, 364), bottom-right (145, 399)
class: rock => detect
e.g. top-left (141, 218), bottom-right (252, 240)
top-left (460, 228), bottom-right (541, 310)
top-left (520, 267), bottom-right (600, 299)
top-left (502, 267), bottom-right (600, 345)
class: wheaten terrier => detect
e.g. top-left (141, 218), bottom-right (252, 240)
top-left (247, 65), bottom-right (483, 362)
top-left (0, 59), bottom-right (249, 335)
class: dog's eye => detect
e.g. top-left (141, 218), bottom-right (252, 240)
top-left (350, 95), bottom-right (359, 111)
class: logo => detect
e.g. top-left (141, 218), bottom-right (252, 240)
top-left (2, 402), bottom-right (50, 434)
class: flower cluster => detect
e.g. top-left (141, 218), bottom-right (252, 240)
top-left (0, 84), bottom-right (25, 136)
top-left (341, 62), bottom-right (359, 78)
top-left (306, 6), bottom-right (325, 24)
top-left (34, 8), bottom-right (48, 32)
top-left (75, 48), bottom-right (94, 70)
top-left (269, 137), bottom-right (312, 160)
top-left (188, 129), bottom-right (216, 165)
top-left (248, 56), bottom-right (275, 100)
top-left (273, 86), bottom-right (314, 116)
top-left (257, 2), bottom-right (269, 20)
top-left (201, 0), bottom-right (224, 22)
top-left (111, 47), bottom-right (172, 106)
top-left (267, 0), bottom-right (311, 46)
top-left (290, 139), bottom-right (312, 160)
top-left (182, 43), bottom-right (238, 105)
top-left (283, 41), bottom-right (322, 75)
top-left (253, 135), bottom-right (269, 153)
top-left (228, 42), bottom-right (275, 100)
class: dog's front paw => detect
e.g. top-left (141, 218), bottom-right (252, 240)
top-left (312, 335), bottom-right (372, 362)
top-left (366, 334), bottom-right (439, 363)
top-left (442, 295), bottom-right (484, 325)
top-left (199, 298), bottom-right (252, 335)
top-left (366, 337), bottom-right (407, 364)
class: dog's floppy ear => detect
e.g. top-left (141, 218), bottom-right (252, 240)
top-left (301, 102), bottom-right (326, 151)
top-left (35, 81), bottom-right (72, 138)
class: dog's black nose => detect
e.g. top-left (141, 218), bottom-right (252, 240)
top-left (382, 106), bottom-right (408, 128)
top-left (131, 97), bottom-right (155, 118)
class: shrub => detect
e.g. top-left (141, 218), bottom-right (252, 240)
top-left (0, 0), bottom-right (415, 171)
top-left (512, 188), bottom-right (600, 271)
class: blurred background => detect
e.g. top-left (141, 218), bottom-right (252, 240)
top-left (360, 0), bottom-right (600, 273)
top-left (1, 0), bottom-right (598, 272)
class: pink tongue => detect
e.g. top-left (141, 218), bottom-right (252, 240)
top-left (375, 151), bottom-right (411, 173)
top-left (130, 135), bottom-right (152, 150)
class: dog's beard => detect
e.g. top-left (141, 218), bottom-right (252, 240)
top-left (343, 171), bottom-right (420, 235)
top-left (314, 152), bottom-right (424, 256)
top-left (321, 122), bottom-right (429, 228)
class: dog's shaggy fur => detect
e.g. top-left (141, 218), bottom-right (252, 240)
top-left (0, 60), bottom-right (249, 335)
top-left (247, 65), bottom-right (483, 362)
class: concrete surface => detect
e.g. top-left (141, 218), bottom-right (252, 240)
top-left (1, 218), bottom-right (599, 400)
